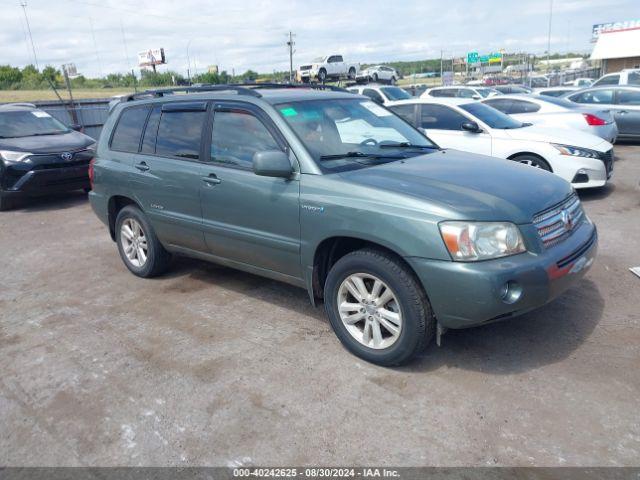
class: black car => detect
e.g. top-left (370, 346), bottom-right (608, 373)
top-left (0, 103), bottom-right (95, 210)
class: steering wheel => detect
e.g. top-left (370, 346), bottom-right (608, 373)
top-left (360, 138), bottom-right (378, 146)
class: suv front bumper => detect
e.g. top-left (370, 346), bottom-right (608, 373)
top-left (406, 223), bottom-right (597, 329)
top-left (1, 164), bottom-right (90, 197)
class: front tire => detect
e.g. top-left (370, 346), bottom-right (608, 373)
top-left (348, 67), bottom-right (356, 80)
top-left (318, 69), bottom-right (327, 83)
top-left (372, 73), bottom-right (379, 83)
top-left (511, 154), bottom-right (551, 171)
top-left (115, 205), bottom-right (171, 278)
top-left (324, 248), bottom-right (434, 366)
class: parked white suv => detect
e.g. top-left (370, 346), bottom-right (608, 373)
top-left (387, 97), bottom-right (614, 189)
top-left (357, 65), bottom-right (400, 84)
top-left (297, 55), bottom-right (359, 83)
top-left (592, 69), bottom-right (640, 87)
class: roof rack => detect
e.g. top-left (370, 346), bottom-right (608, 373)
top-left (0, 102), bottom-right (37, 109)
top-left (123, 82), bottom-right (348, 102)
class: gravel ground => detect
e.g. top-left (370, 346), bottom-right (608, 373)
top-left (1, 145), bottom-right (639, 467)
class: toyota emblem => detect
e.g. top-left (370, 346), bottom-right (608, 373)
top-left (61, 152), bottom-right (73, 161)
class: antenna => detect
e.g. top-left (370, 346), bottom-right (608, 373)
top-left (20, 1), bottom-right (39, 69)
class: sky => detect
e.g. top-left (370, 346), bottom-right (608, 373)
top-left (0, 0), bottom-right (638, 78)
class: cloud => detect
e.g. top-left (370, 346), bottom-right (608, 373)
top-left (0, 0), bottom-right (636, 78)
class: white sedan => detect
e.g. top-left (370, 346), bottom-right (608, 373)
top-left (387, 98), bottom-right (614, 189)
top-left (357, 65), bottom-right (399, 84)
top-left (481, 94), bottom-right (618, 143)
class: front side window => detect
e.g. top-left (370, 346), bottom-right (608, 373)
top-left (111, 106), bottom-right (150, 153)
top-left (483, 99), bottom-right (513, 113)
top-left (570, 89), bottom-right (614, 104)
top-left (593, 75), bottom-right (619, 86)
top-left (276, 98), bottom-right (436, 173)
top-left (155, 110), bottom-right (205, 160)
top-left (210, 110), bottom-right (281, 169)
top-left (429, 89), bottom-right (455, 98)
top-left (420, 104), bottom-right (468, 130)
top-left (627, 72), bottom-right (640, 86)
top-left (0, 109), bottom-right (69, 139)
top-left (617, 89), bottom-right (640, 105)
top-left (389, 104), bottom-right (416, 124)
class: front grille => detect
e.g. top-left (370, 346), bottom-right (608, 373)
top-left (299, 65), bottom-right (312, 71)
top-left (533, 194), bottom-right (584, 248)
top-left (599, 148), bottom-right (614, 175)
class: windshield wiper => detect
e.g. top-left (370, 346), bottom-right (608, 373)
top-left (319, 151), bottom-right (405, 161)
top-left (30, 131), bottom-right (68, 136)
top-left (379, 142), bottom-right (436, 149)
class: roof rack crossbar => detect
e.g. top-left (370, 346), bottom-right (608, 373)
top-left (121, 82), bottom-right (348, 103)
top-left (124, 84), bottom-right (262, 102)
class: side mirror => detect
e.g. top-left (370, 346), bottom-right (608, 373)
top-left (70, 124), bottom-right (83, 132)
top-left (253, 151), bottom-right (293, 178)
top-left (461, 121), bottom-right (482, 133)
top-left (472, 95), bottom-right (481, 100)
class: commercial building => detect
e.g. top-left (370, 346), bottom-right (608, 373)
top-left (590, 21), bottom-right (640, 74)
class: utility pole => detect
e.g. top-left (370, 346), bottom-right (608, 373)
top-left (440, 50), bottom-right (443, 86)
top-left (20, 1), bottom-right (39, 69)
top-left (546, 0), bottom-right (553, 73)
top-left (287, 31), bottom-right (296, 83)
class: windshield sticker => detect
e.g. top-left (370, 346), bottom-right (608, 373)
top-left (32, 111), bottom-right (51, 118)
top-left (361, 101), bottom-right (392, 117)
top-left (280, 107), bottom-right (298, 117)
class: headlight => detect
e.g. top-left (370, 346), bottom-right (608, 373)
top-left (439, 221), bottom-right (526, 261)
top-left (0, 150), bottom-right (32, 163)
top-left (86, 142), bottom-right (97, 153)
top-left (552, 144), bottom-right (600, 159)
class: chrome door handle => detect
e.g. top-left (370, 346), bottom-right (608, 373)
top-left (617, 110), bottom-right (628, 115)
top-left (135, 162), bottom-right (150, 172)
top-left (202, 174), bottom-right (221, 186)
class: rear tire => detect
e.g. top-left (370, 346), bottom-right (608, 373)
top-left (115, 205), bottom-right (171, 278)
top-left (390, 76), bottom-right (397, 85)
top-left (324, 248), bottom-right (434, 366)
top-left (0, 195), bottom-right (16, 211)
top-left (511, 154), bottom-right (552, 171)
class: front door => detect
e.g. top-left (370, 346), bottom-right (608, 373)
top-left (418, 104), bottom-right (492, 156)
top-left (129, 103), bottom-right (208, 252)
top-left (199, 102), bottom-right (302, 279)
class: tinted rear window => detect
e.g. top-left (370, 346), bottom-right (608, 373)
top-left (111, 107), bottom-right (150, 153)
top-left (155, 110), bottom-right (206, 160)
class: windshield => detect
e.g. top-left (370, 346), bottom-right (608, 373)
top-left (0, 110), bottom-right (69, 138)
top-left (475, 88), bottom-right (495, 98)
top-left (312, 57), bottom-right (325, 63)
top-left (276, 98), bottom-right (437, 173)
top-left (380, 87), bottom-right (412, 100)
top-left (460, 102), bottom-right (525, 129)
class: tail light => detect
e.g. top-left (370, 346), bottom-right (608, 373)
top-left (583, 113), bottom-right (607, 126)
top-left (88, 158), bottom-right (95, 190)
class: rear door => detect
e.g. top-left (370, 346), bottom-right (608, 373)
top-left (199, 101), bottom-right (301, 278)
top-left (129, 102), bottom-right (208, 252)
top-left (418, 104), bottom-right (492, 155)
top-left (613, 88), bottom-right (640, 137)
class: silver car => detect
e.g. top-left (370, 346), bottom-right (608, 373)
top-left (483, 94), bottom-right (618, 143)
top-left (563, 86), bottom-right (640, 141)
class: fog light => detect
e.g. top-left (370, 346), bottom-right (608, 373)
top-left (572, 169), bottom-right (589, 184)
top-left (500, 281), bottom-right (523, 304)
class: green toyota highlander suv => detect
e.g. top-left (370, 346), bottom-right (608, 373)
top-left (89, 84), bottom-right (597, 366)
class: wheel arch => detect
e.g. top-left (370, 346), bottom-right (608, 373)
top-left (107, 195), bottom-right (143, 241)
top-left (307, 236), bottom-right (424, 306)
top-left (507, 151), bottom-right (553, 172)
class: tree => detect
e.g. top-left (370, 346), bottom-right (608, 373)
top-left (0, 65), bottom-right (23, 89)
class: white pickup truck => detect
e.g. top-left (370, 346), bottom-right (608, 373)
top-left (298, 55), bottom-right (359, 83)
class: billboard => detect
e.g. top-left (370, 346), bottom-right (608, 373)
top-left (592, 19), bottom-right (640, 42)
top-left (467, 51), bottom-right (502, 65)
top-left (138, 48), bottom-right (166, 67)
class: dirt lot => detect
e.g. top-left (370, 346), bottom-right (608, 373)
top-left (1, 145), bottom-right (639, 467)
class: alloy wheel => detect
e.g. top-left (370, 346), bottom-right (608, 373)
top-left (337, 273), bottom-right (402, 349)
top-left (120, 218), bottom-right (148, 268)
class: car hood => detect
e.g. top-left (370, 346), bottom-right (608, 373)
top-left (338, 149), bottom-right (573, 224)
top-left (0, 130), bottom-right (94, 154)
top-left (496, 124), bottom-right (608, 150)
